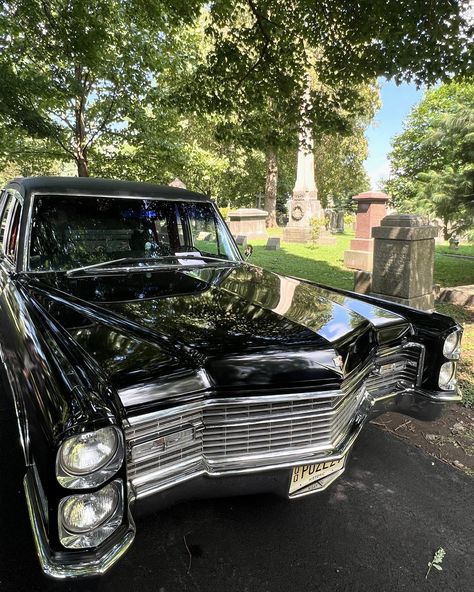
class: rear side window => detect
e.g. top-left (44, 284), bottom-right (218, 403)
top-left (0, 194), bottom-right (15, 249)
top-left (6, 202), bottom-right (21, 262)
top-left (0, 193), bottom-right (22, 264)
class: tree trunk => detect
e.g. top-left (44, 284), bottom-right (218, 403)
top-left (443, 216), bottom-right (450, 241)
top-left (264, 147), bottom-right (278, 228)
top-left (76, 156), bottom-right (89, 177)
top-left (74, 65), bottom-right (89, 177)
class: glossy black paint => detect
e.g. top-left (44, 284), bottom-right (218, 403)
top-left (0, 177), bottom-right (460, 570)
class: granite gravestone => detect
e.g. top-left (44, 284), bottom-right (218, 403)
top-left (344, 191), bottom-right (389, 271)
top-left (370, 214), bottom-right (438, 310)
top-left (228, 209), bottom-right (268, 240)
top-left (266, 237), bottom-right (281, 250)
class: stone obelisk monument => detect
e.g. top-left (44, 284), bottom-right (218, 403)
top-left (283, 90), bottom-right (323, 243)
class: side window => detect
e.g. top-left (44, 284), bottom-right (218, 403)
top-left (0, 193), bottom-right (22, 264)
top-left (6, 202), bottom-right (21, 262)
top-left (0, 194), bottom-right (15, 254)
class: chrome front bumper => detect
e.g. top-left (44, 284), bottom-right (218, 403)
top-left (124, 342), bottom-right (427, 501)
top-left (24, 343), bottom-right (460, 579)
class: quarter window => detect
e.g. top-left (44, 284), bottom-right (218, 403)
top-left (0, 193), bottom-right (22, 265)
top-left (0, 194), bottom-right (15, 250)
top-left (6, 202), bottom-right (21, 262)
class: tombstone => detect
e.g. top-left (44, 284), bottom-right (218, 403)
top-left (228, 209), bottom-right (268, 240)
top-left (449, 236), bottom-right (460, 250)
top-left (335, 211), bottom-right (345, 233)
top-left (324, 207), bottom-right (344, 234)
top-left (343, 191), bottom-right (389, 271)
top-left (266, 237), bottom-right (281, 250)
top-left (283, 91), bottom-right (323, 243)
top-left (370, 214), bottom-right (438, 310)
top-left (235, 235), bottom-right (248, 247)
top-left (169, 177), bottom-right (187, 189)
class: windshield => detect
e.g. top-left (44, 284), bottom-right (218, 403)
top-left (28, 194), bottom-right (241, 272)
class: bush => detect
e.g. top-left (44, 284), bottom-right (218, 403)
top-left (309, 217), bottom-right (326, 243)
top-left (219, 206), bottom-right (230, 220)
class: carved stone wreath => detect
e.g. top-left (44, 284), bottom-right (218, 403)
top-left (291, 205), bottom-right (305, 221)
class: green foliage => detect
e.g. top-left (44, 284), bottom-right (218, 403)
top-left (344, 213), bottom-right (355, 227)
top-left (191, 1), bottom-right (472, 139)
top-left (218, 206), bottom-right (229, 220)
top-left (386, 79), bottom-right (474, 238)
top-left (1, 1), bottom-right (472, 207)
top-left (0, 0), bottom-right (201, 175)
top-left (425, 548), bottom-right (446, 579)
top-left (309, 217), bottom-right (325, 243)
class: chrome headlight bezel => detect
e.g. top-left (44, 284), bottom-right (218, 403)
top-left (439, 361), bottom-right (457, 390)
top-left (443, 330), bottom-right (462, 359)
top-left (58, 480), bottom-right (124, 549)
top-left (56, 426), bottom-right (124, 489)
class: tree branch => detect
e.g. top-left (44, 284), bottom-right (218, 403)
top-left (232, 0), bottom-right (273, 91)
top-left (85, 89), bottom-right (119, 150)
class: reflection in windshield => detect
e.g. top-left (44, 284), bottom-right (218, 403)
top-left (28, 195), bottom-right (240, 271)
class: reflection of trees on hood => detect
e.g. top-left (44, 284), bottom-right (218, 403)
top-left (71, 325), bottom-right (174, 383)
top-left (116, 281), bottom-right (318, 353)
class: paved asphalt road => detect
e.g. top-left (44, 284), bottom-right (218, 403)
top-left (0, 413), bottom-right (472, 592)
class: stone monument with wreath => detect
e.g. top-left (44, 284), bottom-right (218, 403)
top-left (283, 132), bottom-right (323, 243)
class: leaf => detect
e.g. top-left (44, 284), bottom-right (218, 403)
top-left (433, 564), bottom-right (443, 571)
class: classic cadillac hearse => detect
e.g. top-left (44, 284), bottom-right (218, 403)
top-left (0, 177), bottom-right (462, 578)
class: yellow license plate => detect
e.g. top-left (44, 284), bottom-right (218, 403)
top-left (289, 458), bottom-right (345, 495)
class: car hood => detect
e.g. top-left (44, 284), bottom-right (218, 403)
top-left (28, 263), bottom-right (410, 400)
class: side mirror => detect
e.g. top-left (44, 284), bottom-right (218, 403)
top-left (244, 244), bottom-right (253, 260)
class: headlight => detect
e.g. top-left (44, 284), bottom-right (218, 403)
top-left (439, 361), bottom-right (457, 390)
top-left (59, 481), bottom-right (123, 549)
top-left (443, 331), bottom-right (461, 359)
top-left (57, 426), bottom-right (123, 489)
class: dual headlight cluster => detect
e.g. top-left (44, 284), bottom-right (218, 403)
top-left (56, 426), bottom-right (124, 549)
top-left (439, 330), bottom-right (462, 390)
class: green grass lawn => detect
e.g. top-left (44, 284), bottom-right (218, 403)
top-left (248, 232), bottom-right (474, 289)
top-left (244, 232), bottom-right (473, 407)
top-left (436, 243), bottom-right (474, 257)
top-left (250, 233), bottom-right (353, 289)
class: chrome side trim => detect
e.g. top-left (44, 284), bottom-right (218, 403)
top-left (24, 469), bottom-right (135, 579)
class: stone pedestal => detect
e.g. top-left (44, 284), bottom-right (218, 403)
top-left (344, 191), bottom-right (389, 271)
top-left (283, 124), bottom-right (323, 243)
top-left (370, 214), bottom-right (438, 311)
top-left (228, 209), bottom-right (268, 240)
top-left (283, 195), bottom-right (323, 243)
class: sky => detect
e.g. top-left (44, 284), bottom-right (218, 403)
top-left (364, 79), bottom-right (424, 190)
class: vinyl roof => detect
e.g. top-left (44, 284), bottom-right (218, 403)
top-left (6, 176), bottom-right (210, 202)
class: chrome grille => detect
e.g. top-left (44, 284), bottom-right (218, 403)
top-left (125, 343), bottom-right (422, 499)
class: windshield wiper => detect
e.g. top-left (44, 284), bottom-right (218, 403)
top-left (65, 255), bottom-right (239, 276)
top-left (66, 257), bottom-right (131, 276)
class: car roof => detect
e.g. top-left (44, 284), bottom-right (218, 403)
top-left (6, 176), bottom-right (210, 202)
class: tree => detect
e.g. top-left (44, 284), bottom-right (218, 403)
top-left (185, 1), bottom-right (472, 224)
top-left (385, 79), bottom-right (474, 239)
top-left (0, 1), bottom-right (201, 176)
